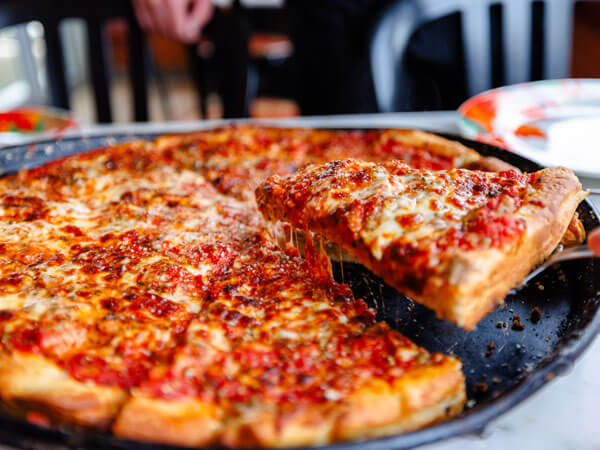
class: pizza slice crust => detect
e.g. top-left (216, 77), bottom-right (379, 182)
top-left (220, 403), bottom-right (340, 448)
top-left (113, 396), bottom-right (223, 447)
top-left (113, 359), bottom-right (464, 448)
top-left (389, 167), bottom-right (585, 329)
top-left (382, 129), bottom-right (481, 167)
top-left (0, 352), bottom-right (127, 429)
top-left (333, 359), bottom-right (465, 442)
top-left (561, 211), bottom-right (587, 246)
top-left (463, 155), bottom-right (519, 172)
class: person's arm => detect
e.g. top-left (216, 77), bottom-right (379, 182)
top-left (587, 228), bottom-right (600, 255)
top-left (132, 0), bottom-right (214, 43)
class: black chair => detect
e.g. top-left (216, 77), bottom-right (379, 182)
top-left (370, 0), bottom-right (576, 112)
top-left (189, 1), bottom-right (294, 119)
top-left (0, 0), bottom-right (148, 123)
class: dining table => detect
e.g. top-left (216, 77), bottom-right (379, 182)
top-left (3, 110), bottom-right (599, 450)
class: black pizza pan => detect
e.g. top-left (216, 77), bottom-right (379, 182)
top-left (0, 130), bottom-right (597, 450)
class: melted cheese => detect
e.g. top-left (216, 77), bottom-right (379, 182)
top-left (0, 129), bottom-right (462, 429)
top-left (355, 169), bottom-right (479, 259)
top-left (259, 159), bottom-right (530, 261)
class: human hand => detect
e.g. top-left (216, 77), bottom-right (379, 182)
top-left (588, 227), bottom-right (600, 256)
top-left (133, 0), bottom-right (214, 43)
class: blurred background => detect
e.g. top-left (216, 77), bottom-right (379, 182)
top-left (0, 0), bottom-right (598, 125)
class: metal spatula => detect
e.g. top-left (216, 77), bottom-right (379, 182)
top-left (523, 243), bottom-right (597, 285)
top-left (522, 191), bottom-right (600, 284)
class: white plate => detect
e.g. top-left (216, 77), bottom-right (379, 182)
top-left (458, 79), bottom-right (600, 178)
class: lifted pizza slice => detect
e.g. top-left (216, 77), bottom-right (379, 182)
top-left (256, 159), bottom-right (585, 329)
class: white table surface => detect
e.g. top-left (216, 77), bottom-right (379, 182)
top-left (9, 112), bottom-right (600, 449)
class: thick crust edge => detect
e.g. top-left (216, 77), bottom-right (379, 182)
top-left (382, 129), bottom-right (481, 167)
top-left (113, 359), bottom-right (464, 448)
top-left (0, 352), bottom-right (126, 428)
top-left (113, 397), bottom-right (223, 447)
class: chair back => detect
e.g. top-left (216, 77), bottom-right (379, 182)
top-left (371, 0), bottom-right (578, 112)
top-left (0, 0), bottom-right (148, 123)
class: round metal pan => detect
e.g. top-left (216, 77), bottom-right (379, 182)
top-left (0, 131), bottom-right (597, 450)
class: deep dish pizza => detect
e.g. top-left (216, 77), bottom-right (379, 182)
top-left (256, 159), bottom-right (585, 329)
top-left (0, 125), bottom-right (585, 446)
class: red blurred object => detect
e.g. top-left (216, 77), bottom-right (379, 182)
top-left (0, 108), bottom-right (77, 134)
top-left (25, 411), bottom-right (50, 428)
top-left (514, 124), bottom-right (546, 139)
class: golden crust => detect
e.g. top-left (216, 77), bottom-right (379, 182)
top-left (0, 352), bottom-right (126, 428)
top-left (246, 359), bottom-right (464, 447)
top-left (334, 359), bottom-right (464, 442)
top-left (380, 129), bottom-right (481, 167)
top-left (221, 403), bottom-right (339, 447)
top-left (464, 155), bottom-right (519, 172)
top-left (113, 397), bottom-right (223, 447)
top-left (561, 211), bottom-right (587, 246)
top-left (154, 126), bottom-right (482, 168)
top-left (114, 359), bottom-right (464, 448)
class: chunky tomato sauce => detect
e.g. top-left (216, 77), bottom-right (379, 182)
top-left (0, 130), bottom-right (462, 411)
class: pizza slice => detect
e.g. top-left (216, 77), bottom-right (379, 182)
top-left (256, 159), bottom-right (585, 329)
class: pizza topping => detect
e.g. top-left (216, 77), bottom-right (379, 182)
top-left (0, 127), bottom-right (472, 439)
top-left (26, 411), bottom-right (50, 428)
top-left (0, 195), bottom-right (47, 221)
top-left (258, 159), bottom-right (531, 264)
top-left (377, 137), bottom-right (454, 170)
top-left (9, 326), bottom-right (41, 353)
top-left (102, 293), bottom-right (183, 319)
top-left (66, 353), bottom-right (149, 388)
top-left (465, 211), bottom-right (526, 248)
top-left (0, 149), bottom-right (442, 404)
